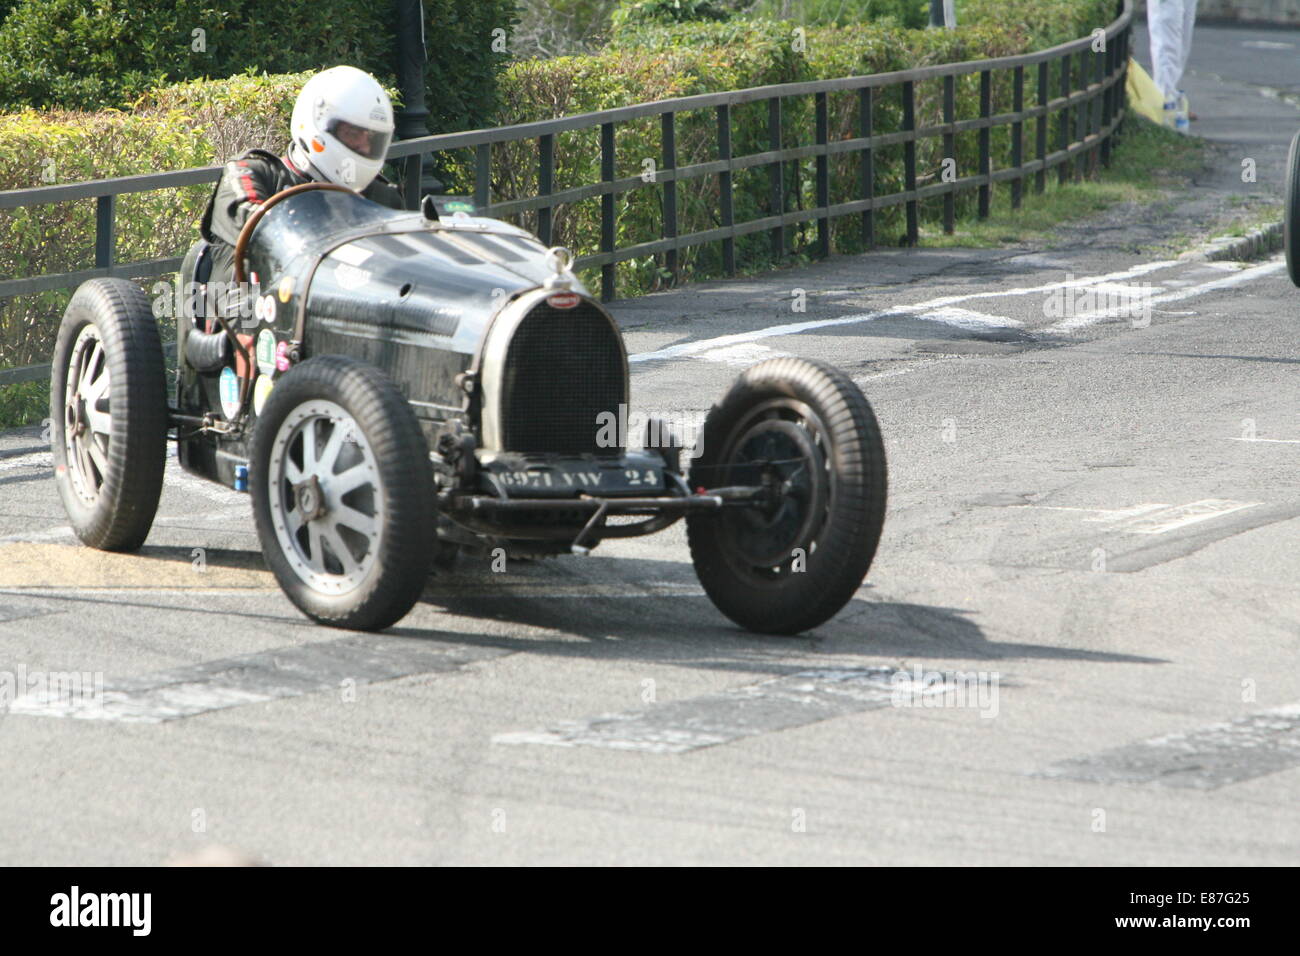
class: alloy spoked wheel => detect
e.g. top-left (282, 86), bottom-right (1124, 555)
top-left (687, 357), bottom-right (887, 635)
top-left (251, 355), bottom-right (435, 630)
top-left (267, 401), bottom-right (383, 595)
top-left (62, 325), bottom-right (113, 505)
top-left (50, 278), bottom-right (167, 551)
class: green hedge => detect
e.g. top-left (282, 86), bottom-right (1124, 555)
top-left (0, 0), bottom-right (516, 134)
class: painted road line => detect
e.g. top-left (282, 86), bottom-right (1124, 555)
top-left (1121, 499), bottom-right (1260, 534)
top-left (0, 451), bottom-right (52, 472)
top-left (5, 635), bottom-right (509, 722)
top-left (695, 342), bottom-right (792, 366)
top-left (914, 307), bottom-right (1022, 331)
top-left (1227, 436), bottom-right (1300, 444)
top-left (1037, 704), bottom-right (1300, 789)
top-left (1080, 504), bottom-right (1173, 523)
top-left (629, 260), bottom-right (1182, 363)
top-left (1021, 500), bottom-right (1259, 533)
top-left (0, 525), bottom-right (73, 544)
top-left (494, 667), bottom-right (998, 754)
top-left (1022, 503), bottom-right (1170, 522)
top-left (1047, 258), bottom-right (1286, 333)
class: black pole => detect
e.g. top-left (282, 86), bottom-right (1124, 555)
top-left (394, 0), bottom-right (442, 198)
top-left (929, 0), bottom-right (944, 27)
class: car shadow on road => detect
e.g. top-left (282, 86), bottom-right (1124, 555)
top-left (406, 554), bottom-right (1166, 672)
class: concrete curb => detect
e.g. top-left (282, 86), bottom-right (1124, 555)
top-left (1179, 221), bottom-right (1284, 262)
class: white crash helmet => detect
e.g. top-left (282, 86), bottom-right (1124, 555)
top-left (289, 66), bottom-right (394, 191)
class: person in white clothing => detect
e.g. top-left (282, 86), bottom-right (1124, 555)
top-left (1147, 0), bottom-right (1198, 131)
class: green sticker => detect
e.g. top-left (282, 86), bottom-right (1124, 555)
top-left (256, 329), bottom-right (277, 376)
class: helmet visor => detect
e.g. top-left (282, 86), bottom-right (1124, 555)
top-left (326, 118), bottom-right (392, 161)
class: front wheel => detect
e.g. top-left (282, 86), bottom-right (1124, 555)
top-left (250, 355), bottom-right (435, 630)
top-left (686, 358), bottom-right (887, 634)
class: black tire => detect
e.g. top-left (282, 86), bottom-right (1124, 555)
top-left (686, 357), bottom-right (887, 634)
top-left (250, 355), bottom-right (435, 630)
top-left (50, 278), bottom-right (167, 551)
top-left (1286, 129), bottom-right (1300, 287)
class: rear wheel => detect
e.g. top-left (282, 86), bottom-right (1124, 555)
top-left (686, 358), bottom-right (887, 634)
top-left (250, 355), bottom-right (435, 630)
top-left (1286, 129), bottom-right (1300, 287)
top-left (50, 278), bottom-right (168, 551)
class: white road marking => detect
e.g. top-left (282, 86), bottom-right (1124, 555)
top-left (1020, 503), bottom-right (1169, 520)
top-left (1122, 499), bottom-right (1261, 534)
top-left (163, 461), bottom-right (243, 504)
top-left (1080, 504), bottom-right (1173, 523)
top-left (629, 260), bottom-right (1182, 363)
top-left (6, 635), bottom-right (507, 723)
top-left (0, 451), bottom-right (52, 472)
top-left (694, 342), bottom-right (791, 366)
top-left (1227, 436), bottom-right (1300, 444)
top-left (1020, 499), bottom-right (1261, 534)
top-left (1048, 259), bottom-right (1286, 333)
top-left (0, 525), bottom-right (73, 544)
top-left (914, 306), bottom-right (1022, 331)
top-left (494, 667), bottom-right (989, 754)
top-left (1039, 703), bottom-right (1300, 789)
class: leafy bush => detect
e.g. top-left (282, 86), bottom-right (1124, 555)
top-left (610, 0), bottom-right (734, 29)
top-left (0, 0), bottom-right (515, 135)
top-left (746, 0), bottom-right (929, 30)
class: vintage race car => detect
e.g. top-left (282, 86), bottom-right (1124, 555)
top-left (50, 182), bottom-right (888, 632)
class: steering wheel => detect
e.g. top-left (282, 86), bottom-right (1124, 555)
top-left (232, 181), bottom-right (354, 284)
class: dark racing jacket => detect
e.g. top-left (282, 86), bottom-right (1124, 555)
top-left (199, 148), bottom-right (404, 286)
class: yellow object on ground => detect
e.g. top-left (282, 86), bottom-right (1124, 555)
top-left (1126, 58), bottom-right (1168, 125)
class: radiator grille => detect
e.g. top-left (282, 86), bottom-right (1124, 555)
top-left (499, 301), bottom-right (626, 455)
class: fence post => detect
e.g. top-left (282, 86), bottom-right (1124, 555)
top-left (600, 121), bottom-right (616, 302)
top-left (1059, 53), bottom-right (1071, 185)
top-left (403, 154), bottom-right (422, 210)
top-left (903, 80), bottom-right (918, 246)
top-left (769, 97), bottom-right (784, 260)
top-left (718, 103), bottom-right (736, 276)
top-left (1012, 65), bottom-right (1025, 209)
top-left (1075, 51), bottom-right (1089, 179)
top-left (859, 86), bottom-right (874, 248)
top-left (662, 112), bottom-right (678, 286)
top-left (1093, 41), bottom-right (1106, 173)
top-left (815, 91), bottom-right (829, 258)
top-left (942, 74), bottom-right (955, 235)
top-left (1036, 61), bottom-right (1048, 194)
top-left (474, 143), bottom-right (490, 213)
top-left (94, 195), bottom-right (115, 269)
top-left (1100, 41), bottom-right (1113, 169)
top-left (538, 133), bottom-right (554, 246)
top-left (978, 69), bottom-right (991, 219)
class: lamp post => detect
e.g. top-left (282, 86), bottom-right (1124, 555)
top-left (394, 0), bottom-right (443, 196)
top-left (929, 0), bottom-right (956, 28)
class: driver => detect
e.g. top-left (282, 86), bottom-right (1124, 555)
top-left (198, 65), bottom-right (405, 293)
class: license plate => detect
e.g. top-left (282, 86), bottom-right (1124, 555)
top-left (494, 465), bottom-right (662, 495)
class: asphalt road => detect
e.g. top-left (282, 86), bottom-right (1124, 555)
top-left (2, 24), bottom-right (1299, 865)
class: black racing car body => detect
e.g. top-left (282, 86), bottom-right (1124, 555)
top-left (175, 188), bottom-right (707, 555)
